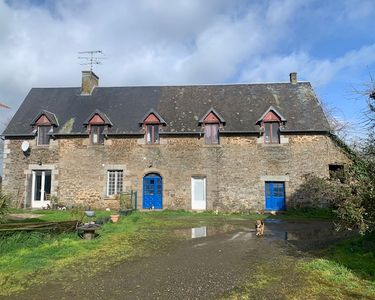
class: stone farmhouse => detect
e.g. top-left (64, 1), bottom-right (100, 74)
top-left (2, 71), bottom-right (349, 211)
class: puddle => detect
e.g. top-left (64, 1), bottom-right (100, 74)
top-left (264, 218), bottom-right (284, 224)
top-left (173, 219), bottom-right (341, 243)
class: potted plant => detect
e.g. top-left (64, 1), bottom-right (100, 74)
top-left (110, 214), bottom-right (120, 223)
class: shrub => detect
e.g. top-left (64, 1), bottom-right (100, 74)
top-left (290, 176), bottom-right (339, 208)
top-left (291, 175), bottom-right (369, 233)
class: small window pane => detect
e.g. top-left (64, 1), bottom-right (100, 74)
top-left (265, 183), bottom-right (271, 197)
top-left (146, 125), bottom-right (152, 143)
top-left (107, 170), bottom-right (123, 196)
top-left (153, 125), bottom-right (159, 143)
top-left (193, 178), bottom-right (205, 201)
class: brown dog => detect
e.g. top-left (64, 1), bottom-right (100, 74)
top-left (255, 220), bottom-right (265, 236)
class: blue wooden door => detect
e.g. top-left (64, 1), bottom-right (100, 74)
top-left (265, 182), bottom-right (285, 210)
top-left (143, 173), bottom-right (162, 209)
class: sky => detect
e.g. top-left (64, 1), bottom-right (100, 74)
top-left (1, 0), bottom-right (375, 139)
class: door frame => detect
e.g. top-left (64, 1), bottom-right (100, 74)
top-left (265, 181), bottom-right (286, 211)
top-left (142, 173), bottom-right (163, 209)
top-left (191, 176), bottom-right (207, 210)
top-left (31, 170), bottom-right (52, 208)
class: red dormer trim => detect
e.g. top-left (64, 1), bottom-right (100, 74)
top-left (88, 114), bottom-right (105, 125)
top-left (203, 112), bottom-right (220, 124)
top-left (263, 111), bottom-right (281, 123)
top-left (35, 115), bottom-right (52, 126)
top-left (198, 108), bottom-right (225, 126)
top-left (144, 113), bottom-right (161, 124)
top-left (139, 109), bottom-right (166, 126)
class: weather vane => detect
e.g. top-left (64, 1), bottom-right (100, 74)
top-left (78, 50), bottom-right (104, 72)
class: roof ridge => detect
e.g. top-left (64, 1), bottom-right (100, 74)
top-left (30, 81), bottom-right (311, 90)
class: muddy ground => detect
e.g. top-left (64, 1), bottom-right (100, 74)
top-left (2, 219), bottom-right (351, 300)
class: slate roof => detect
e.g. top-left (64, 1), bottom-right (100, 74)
top-left (3, 82), bottom-right (331, 136)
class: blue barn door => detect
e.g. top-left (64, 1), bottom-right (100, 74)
top-left (265, 182), bottom-right (286, 211)
top-left (143, 173), bottom-right (162, 209)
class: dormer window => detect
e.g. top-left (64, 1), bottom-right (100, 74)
top-left (84, 110), bottom-right (113, 145)
top-left (140, 109), bottom-right (166, 145)
top-left (37, 126), bottom-right (51, 145)
top-left (264, 122), bottom-right (280, 144)
top-left (30, 110), bottom-right (59, 146)
top-left (91, 125), bottom-right (105, 144)
top-left (199, 108), bottom-right (225, 145)
top-left (204, 122), bottom-right (219, 144)
top-left (256, 106), bottom-right (286, 145)
top-left (146, 124), bottom-right (159, 144)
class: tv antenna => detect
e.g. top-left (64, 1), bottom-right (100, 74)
top-left (78, 50), bottom-right (104, 72)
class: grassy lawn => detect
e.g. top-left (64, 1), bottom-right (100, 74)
top-left (1, 209), bottom-right (374, 298)
top-left (225, 233), bottom-right (375, 300)
top-left (299, 233), bottom-right (375, 299)
top-left (0, 209), bottom-right (261, 296)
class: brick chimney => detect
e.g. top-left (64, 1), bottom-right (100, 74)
top-left (289, 72), bottom-right (297, 85)
top-left (81, 71), bottom-right (99, 95)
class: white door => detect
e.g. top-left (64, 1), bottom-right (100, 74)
top-left (31, 170), bottom-right (52, 208)
top-left (191, 177), bottom-right (206, 210)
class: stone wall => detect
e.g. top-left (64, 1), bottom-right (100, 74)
top-left (2, 134), bottom-right (349, 211)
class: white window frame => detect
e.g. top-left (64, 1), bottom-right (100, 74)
top-left (191, 177), bottom-right (207, 210)
top-left (106, 170), bottom-right (123, 196)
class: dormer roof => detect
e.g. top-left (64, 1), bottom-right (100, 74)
top-left (256, 106), bottom-right (287, 125)
top-left (199, 108), bottom-right (226, 125)
top-left (84, 109), bottom-right (113, 126)
top-left (139, 109), bottom-right (166, 125)
top-left (30, 110), bottom-right (59, 127)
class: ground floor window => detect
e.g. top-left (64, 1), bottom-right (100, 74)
top-left (107, 170), bottom-right (123, 196)
top-left (329, 164), bottom-right (345, 182)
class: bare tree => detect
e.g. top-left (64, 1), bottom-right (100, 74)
top-left (318, 97), bottom-right (354, 141)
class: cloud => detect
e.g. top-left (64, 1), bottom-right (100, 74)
top-left (0, 0), bottom-right (375, 132)
top-left (239, 43), bottom-right (375, 86)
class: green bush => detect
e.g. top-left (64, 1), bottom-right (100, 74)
top-left (291, 175), bottom-right (369, 233)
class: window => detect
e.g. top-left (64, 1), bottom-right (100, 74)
top-left (146, 124), bottom-right (159, 144)
top-left (107, 170), bottom-right (123, 196)
top-left (91, 125), bottom-right (105, 144)
top-left (264, 122), bottom-right (280, 144)
top-left (329, 164), bottom-right (345, 183)
top-left (37, 126), bottom-right (51, 145)
top-left (204, 124), bottom-right (219, 144)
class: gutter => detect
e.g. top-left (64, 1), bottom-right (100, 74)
top-left (1, 130), bottom-right (331, 138)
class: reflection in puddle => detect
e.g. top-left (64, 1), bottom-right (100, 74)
top-left (192, 227), bottom-right (207, 238)
top-left (174, 224), bottom-right (238, 239)
top-left (173, 220), bottom-right (341, 243)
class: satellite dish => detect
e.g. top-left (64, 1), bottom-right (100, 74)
top-left (21, 141), bottom-right (30, 152)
